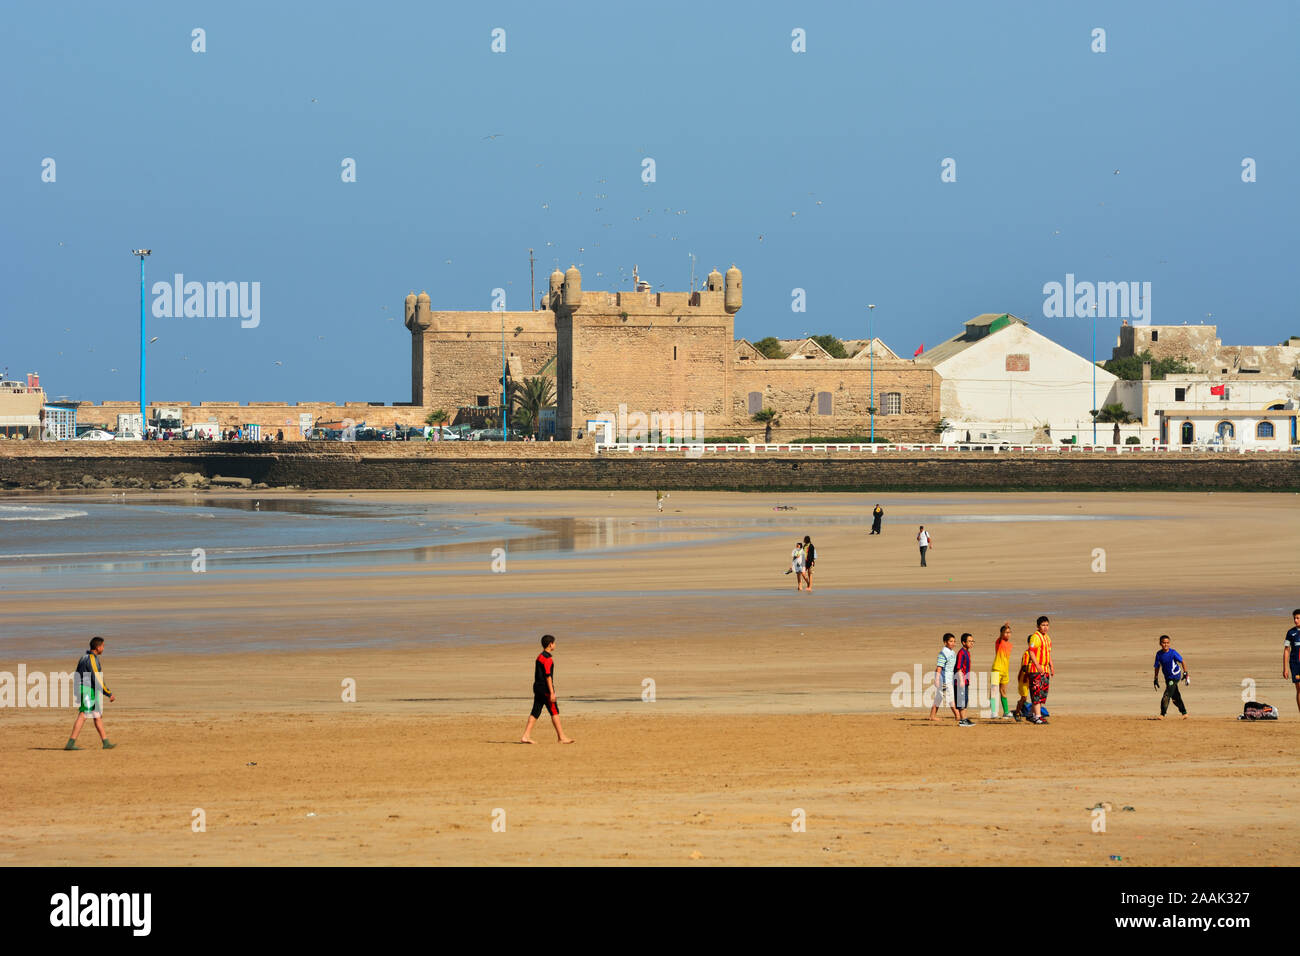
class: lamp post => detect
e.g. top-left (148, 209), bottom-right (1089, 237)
top-left (132, 249), bottom-right (151, 437)
top-left (867, 304), bottom-right (876, 443)
top-left (501, 307), bottom-right (508, 442)
top-left (1091, 303), bottom-right (1098, 445)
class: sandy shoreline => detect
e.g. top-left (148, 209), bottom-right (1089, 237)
top-left (1, 490), bottom-right (1297, 865)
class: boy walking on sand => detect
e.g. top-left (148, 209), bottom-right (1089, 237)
top-left (954, 633), bottom-right (975, 726)
top-left (521, 635), bottom-right (574, 744)
top-left (1283, 609), bottom-right (1300, 715)
top-left (66, 636), bottom-right (116, 750)
top-left (929, 633), bottom-right (960, 722)
top-left (1153, 634), bottom-right (1189, 719)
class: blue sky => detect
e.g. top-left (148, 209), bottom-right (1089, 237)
top-left (2, 0), bottom-right (1296, 403)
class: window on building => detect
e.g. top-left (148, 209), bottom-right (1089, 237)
top-left (1151, 330), bottom-right (1159, 342)
top-left (1217, 421), bottom-right (1235, 440)
top-left (882, 392), bottom-right (902, 415)
top-left (476, 395), bottom-right (490, 407)
top-left (747, 391), bottom-right (763, 414)
top-left (1174, 388), bottom-right (1186, 402)
top-left (673, 346), bottom-right (678, 360)
top-left (1256, 421), bottom-right (1275, 439)
top-left (1219, 388), bottom-right (1230, 401)
top-left (817, 392), bottom-right (832, 415)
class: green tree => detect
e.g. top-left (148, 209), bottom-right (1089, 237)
top-left (510, 376), bottom-right (556, 438)
top-left (811, 334), bottom-right (848, 358)
top-left (753, 336), bottom-right (786, 359)
top-left (1102, 349), bottom-right (1196, 380)
top-left (424, 408), bottom-right (449, 427)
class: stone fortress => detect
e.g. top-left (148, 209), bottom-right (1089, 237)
top-left (407, 264), bottom-right (938, 441)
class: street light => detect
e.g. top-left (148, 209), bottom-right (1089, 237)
top-left (501, 307), bottom-right (508, 442)
top-left (132, 249), bottom-right (151, 437)
top-left (1091, 303), bottom-right (1098, 445)
top-left (867, 304), bottom-right (876, 443)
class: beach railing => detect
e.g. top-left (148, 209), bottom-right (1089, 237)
top-left (595, 442), bottom-right (1299, 455)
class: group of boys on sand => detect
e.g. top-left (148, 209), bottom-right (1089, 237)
top-left (57, 611), bottom-right (1300, 750)
top-left (930, 617), bottom-right (1056, 725)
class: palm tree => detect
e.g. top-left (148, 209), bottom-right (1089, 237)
top-left (1090, 403), bottom-right (1135, 424)
top-left (423, 408), bottom-right (449, 441)
top-left (752, 407), bottom-right (779, 442)
top-left (510, 376), bottom-right (556, 439)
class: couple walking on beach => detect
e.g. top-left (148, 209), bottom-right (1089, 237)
top-left (788, 536), bottom-right (816, 591)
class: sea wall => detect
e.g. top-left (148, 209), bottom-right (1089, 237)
top-left (1, 442), bottom-right (1298, 492)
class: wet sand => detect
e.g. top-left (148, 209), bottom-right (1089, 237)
top-left (1, 490), bottom-right (1297, 865)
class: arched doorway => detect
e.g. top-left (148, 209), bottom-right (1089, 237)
top-left (1180, 421), bottom-right (1194, 444)
top-left (1216, 421), bottom-right (1234, 441)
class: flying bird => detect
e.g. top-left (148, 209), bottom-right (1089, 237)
top-left (148, 336), bottom-right (158, 343)
top-left (483, 133), bottom-right (503, 140)
top-left (274, 361), bottom-right (283, 366)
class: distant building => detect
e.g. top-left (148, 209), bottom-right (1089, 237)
top-left (1113, 322), bottom-right (1300, 378)
top-left (0, 373), bottom-right (46, 439)
top-left (921, 314), bottom-right (1121, 443)
top-left (42, 402), bottom-right (78, 440)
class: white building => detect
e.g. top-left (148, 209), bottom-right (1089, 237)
top-left (1115, 373), bottom-right (1300, 447)
top-left (1152, 407), bottom-right (1297, 448)
top-left (923, 314), bottom-right (1122, 443)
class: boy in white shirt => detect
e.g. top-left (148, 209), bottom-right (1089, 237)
top-left (928, 633), bottom-right (959, 722)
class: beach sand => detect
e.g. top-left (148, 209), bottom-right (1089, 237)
top-left (1, 490), bottom-right (1297, 865)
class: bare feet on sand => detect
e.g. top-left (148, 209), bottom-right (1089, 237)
top-left (559, 737), bottom-right (575, 744)
top-left (520, 737), bottom-right (535, 744)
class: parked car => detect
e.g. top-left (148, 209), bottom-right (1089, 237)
top-left (76, 429), bottom-right (116, 441)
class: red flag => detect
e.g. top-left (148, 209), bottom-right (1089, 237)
top-left (1209, 384), bottom-right (1225, 395)
top-left (913, 344), bottom-right (924, 357)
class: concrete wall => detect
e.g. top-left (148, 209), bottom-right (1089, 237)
top-left (2, 443), bottom-right (1297, 492)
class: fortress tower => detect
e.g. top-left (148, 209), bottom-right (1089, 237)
top-left (550, 264), bottom-right (742, 440)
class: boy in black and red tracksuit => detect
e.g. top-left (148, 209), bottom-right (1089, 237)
top-left (521, 634), bottom-right (574, 744)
